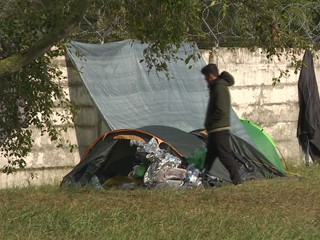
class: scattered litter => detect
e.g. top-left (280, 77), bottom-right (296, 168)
top-left (128, 138), bottom-right (220, 189)
top-left (184, 164), bottom-right (202, 187)
top-left (84, 138), bottom-right (222, 190)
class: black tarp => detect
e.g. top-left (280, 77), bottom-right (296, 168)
top-left (297, 49), bottom-right (320, 163)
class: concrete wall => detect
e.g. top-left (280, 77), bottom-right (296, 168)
top-left (1, 47), bottom-right (318, 188)
top-left (66, 55), bottom-right (111, 157)
top-left (202, 48), bottom-right (320, 162)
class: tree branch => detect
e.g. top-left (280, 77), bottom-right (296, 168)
top-left (0, 0), bottom-right (89, 76)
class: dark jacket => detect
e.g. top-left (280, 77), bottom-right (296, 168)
top-left (297, 49), bottom-right (320, 161)
top-left (204, 71), bottom-right (234, 131)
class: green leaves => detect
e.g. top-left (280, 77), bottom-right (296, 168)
top-left (0, 0), bottom-right (87, 172)
top-left (0, 53), bottom-right (76, 173)
top-left (124, 0), bottom-right (202, 73)
top-left (2, 0), bottom-right (320, 172)
top-left (77, 0), bottom-right (203, 74)
top-left (200, 0), bottom-right (320, 83)
top-left (201, 0), bottom-right (320, 51)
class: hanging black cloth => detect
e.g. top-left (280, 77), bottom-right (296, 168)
top-left (297, 49), bottom-right (320, 163)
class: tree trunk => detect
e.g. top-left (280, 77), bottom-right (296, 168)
top-left (0, 0), bottom-right (89, 77)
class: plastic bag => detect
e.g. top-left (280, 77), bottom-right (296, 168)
top-left (186, 147), bottom-right (207, 170)
top-left (184, 164), bottom-right (202, 187)
top-left (155, 167), bottom-right (187, 183)
top-left (132, 163), bottom-right (149, 178)
top-left (143, 153), bottom-right (182, 187)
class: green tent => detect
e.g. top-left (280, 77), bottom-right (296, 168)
top-left (240, 119), bottom-right (285, 173)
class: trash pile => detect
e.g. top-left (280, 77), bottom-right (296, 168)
top-left (85, 138), bottom-right (224, 190)
top-left (122, 138), bottom-right (222, 189)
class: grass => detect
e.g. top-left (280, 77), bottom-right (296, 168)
top-left (0, 166), bottom-right (320, 240)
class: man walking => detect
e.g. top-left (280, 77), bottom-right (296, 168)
top-left (201, 64), bottom-right (242, 185)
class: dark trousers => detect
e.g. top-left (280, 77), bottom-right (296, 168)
top-left (204, 130), bottom-right (242, 185)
